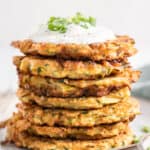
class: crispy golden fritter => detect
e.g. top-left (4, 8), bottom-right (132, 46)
top-left (11, 35), bottom-right (137, 61)
top-left (18, 98), bottom-right (139, 127)
top-left (13, 56), bottom-right (130, 79)
top-left (27, 122), bottom-right (129, 140)
top-left (5, 113), bottom-right (129, 140)
top-left (5, 121), bottom-right (134, 150)
top-left (17, 87), bottom-right (130, 110)
top-left (18, 70), bottom-right (140, 97)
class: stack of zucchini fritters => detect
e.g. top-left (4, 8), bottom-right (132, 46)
top-left (4, 35), bottom-right (140, 150)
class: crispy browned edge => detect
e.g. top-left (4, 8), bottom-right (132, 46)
top-left (18, 70), bottom-right (140, 97)
top-left (17, 97), bottom-right (139, 127)
top-left (4, 127), bottom-right (133, 150)
top-left (1, 113), bottom-right (134, 149)
top-left (11, 35), bottom-right (137, 61)
top-left (18, 74), bottom-right (128, 97)
top-left (0, 113), bottom-right (129, 140)
top-left (13, 55), bottom-right (131, 80)
top-left (16, 87), bottom-right (130, 110)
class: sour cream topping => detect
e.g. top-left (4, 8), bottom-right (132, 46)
top-left (29, 24), bottom-right (116, 44)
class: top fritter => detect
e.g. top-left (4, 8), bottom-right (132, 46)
top-left (11, 13), bottom-right (137, 61)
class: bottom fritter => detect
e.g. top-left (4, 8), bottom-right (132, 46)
top-left (18, 98), bottom-right (139, 127)
top-left (5, 121), bottom-right (134, 150)
top-left (5, 112), bottom-right (129, 140)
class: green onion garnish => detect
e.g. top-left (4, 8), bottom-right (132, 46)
top-left (47, 12), bottom-right (96, 33)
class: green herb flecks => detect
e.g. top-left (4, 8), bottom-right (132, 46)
top-left (81, 111), bottom-right (88, 114)
top-left (141, 126), bottom-right (150, 133)
top-left (133, 135), bottom-right (140, 144)
top-left (122, 141), bottom-right (126, 146)
top-left (68, 118), bottom-right (73, 125)
top-left (47, 12), bottom-right (96, 33)
top-left (44, 64), bottom-right (49, 67)
top-left (63, 147), bottom-right (69, 150)
top-left (147, 147), bottom-right (150, 150)
top-left (37, 67), bottom-right (42, 74)
top-left (37, 66), bottom-right (47, 74)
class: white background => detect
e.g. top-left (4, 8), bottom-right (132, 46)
top-left (0, 0), bottom-right (150, 92)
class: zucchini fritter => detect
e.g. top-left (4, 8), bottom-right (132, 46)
top-left (5, 122), bottom-right (134, 150)
top-left (18, 70), bottom-right (140, 97)
top-left (27, 122), bottom-right (129, 140)
top-left (17, 87), bottom-right (130, 109)
top-left (14, 56), bottom-right (129, 79)
top-left (18, 98), bottom-right (140, 127)
top-left (11, 35), bottom-right (137, 61)
top-left (6, 113), bottom-right (129, 140)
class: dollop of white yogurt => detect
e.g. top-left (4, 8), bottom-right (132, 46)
top-left (29, 24), bottom-right (116, 44)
